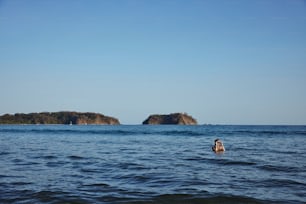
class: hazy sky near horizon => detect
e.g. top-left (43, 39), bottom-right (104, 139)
top-left (1, 0), bottom-right (306, 125)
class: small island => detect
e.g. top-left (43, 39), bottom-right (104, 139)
top-left (142, 113), bottom-right (197, 125)
top-left (0, 111), bottom-right (120, 125)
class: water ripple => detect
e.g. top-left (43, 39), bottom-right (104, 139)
top-left (0, 125), bottom-right (305, 204)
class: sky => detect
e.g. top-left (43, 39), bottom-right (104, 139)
top-left (0, 0), bottom-right (306, 125)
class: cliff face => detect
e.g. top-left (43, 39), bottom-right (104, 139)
top-left (0, 112), bottom-right (120, 125)
top-left (142, 113), bottom-right (197, 125)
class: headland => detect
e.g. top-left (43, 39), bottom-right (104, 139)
top-left (143, 113), bottom-right (197, 125)
top-left (0, 112), bottom-right (120, 125)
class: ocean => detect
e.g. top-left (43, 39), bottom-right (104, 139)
top-left (0, 125), bottom-right (305, 204)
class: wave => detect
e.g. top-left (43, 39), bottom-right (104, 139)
top-left (147, 194), bottom-right (265, 204)
top-left (0, 151), bottom-right (11, 156)
top-left (0, 190), bottom-right (267, 204)
top-left (258, 164), bottom-right (302, 173)
top-left (1, 125), bottom-right (305, 137)
top-left (0, 128), bottom-right (204, 136)
top-left (220, 160), bottom-right (257, 166)
top-left (233, 130), bottom-right (306, 136)
top-left (257, 178), bottom-right (306, 188)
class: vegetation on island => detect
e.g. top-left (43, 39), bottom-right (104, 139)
top-left (143, 113), bottom-right (197, 125)
top-left (0, 112), bottom-right (198, 125)
top-left (0, 112), bottom-right (120, 125)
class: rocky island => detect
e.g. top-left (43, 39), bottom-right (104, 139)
top-left (0, 111), bottom-right (120, 125)
top-left (142, 113), bottom-right (197, 125)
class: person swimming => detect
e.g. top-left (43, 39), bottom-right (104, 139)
top-left (212, 139), bottom-right (225, 152)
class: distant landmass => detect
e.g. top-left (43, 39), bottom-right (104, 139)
top-left (0, 112), bottom-right (120, 125)
top-left (143, 113), bottom-right (197, 125)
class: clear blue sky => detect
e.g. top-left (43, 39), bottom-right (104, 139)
top-left (1, 0), bottom-right (306, 125)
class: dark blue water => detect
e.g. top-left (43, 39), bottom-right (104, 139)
top-left (0, 125), bottom-right (306, 204)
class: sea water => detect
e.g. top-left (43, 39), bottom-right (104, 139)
top-left (0, 125), bottom-right (305, 203)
